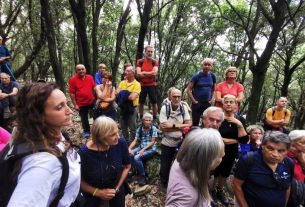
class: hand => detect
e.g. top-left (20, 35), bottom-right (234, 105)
top-left (74, 105), bottom-right (80, 111)
top-left (106, 81), bottom-right (112, 87)
top-left (0, 93), bottom-right (7, 99)
top-left (226, 116), bottom-right (242, 127)
top-left (0, 57), bottom-right (5, 62)
top-left (128, 148), bottom-right (134, 156)
top-left (138, 149), bottom-right (145, 157)
top-left (96, 188), bottom-right (116, 200)
top-left (160, 122), bottom-right (174, 129)
top-left (192, 100), bottom-right (198, 104)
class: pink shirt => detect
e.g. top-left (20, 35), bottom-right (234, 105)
top-left (0, 127), bottom-right (11, 151)
top-left (215, 81), bottom-right (244, 110)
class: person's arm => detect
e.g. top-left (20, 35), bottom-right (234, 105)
top-left (80, 180), bottom-right (116, 200)
top-left (215, 91), bottom-right (222, 103)
top-left (222, 138), bottom-right (238, 145)
top-left (187, 82), bottom-right (198, 104)
top-left (103, 86), bottom-right (116, 102)
top-left (69, 93), bottom-right (79, 110)
top-left (283, 110), bottom-right (291, 126)
top-left (236, 91), bottom-right (244, 104)
top-left (266, 109), bottom-right (285, 127)
top-left (114, 164), bottom-right (131, 193)
top-left (128, 92), bottom-right (138, 101)
top-left (128, 138), bottom-right (138, 156)
top-left (232, 178), bottom-right (249, 207)
top-left (138, 137), bottom-right (156, 156)
top-left (8, 87), bottom-right (18, 96)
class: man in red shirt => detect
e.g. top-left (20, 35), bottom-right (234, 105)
top-left (69, 64), bottom-right (96, 137)
top-left (136, 45), bottom-right (159, 124)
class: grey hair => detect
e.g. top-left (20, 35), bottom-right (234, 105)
top-left (202, 58), bottom-right (214, 65)
top-left (262, 130), bottom-right (291, 149)
top-left (202, 106), bottom-right (224, 121)
top-left (289, 130), bottom-right (305, 142)
top-left (177, 128), bottom-right (223, 201)
top-left (222, 94), bottom-right (237, 104)
top-left (143, 112), bottom-right (153, 120)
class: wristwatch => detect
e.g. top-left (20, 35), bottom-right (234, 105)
top-left (173, 124), bottom-right (176, 129)
top-left (115, 188), bottom-right (120, 194)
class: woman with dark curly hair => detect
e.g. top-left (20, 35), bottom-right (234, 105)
top-left (7, 82), bottom-right (80, 207)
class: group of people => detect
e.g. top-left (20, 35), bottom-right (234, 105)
top-left (1, 46), bottom-right (303, 207)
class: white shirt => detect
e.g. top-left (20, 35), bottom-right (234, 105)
top-left (8, 137), bottom-right (81, 207)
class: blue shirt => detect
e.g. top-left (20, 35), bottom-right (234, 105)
top-left (94, 72), bottom-right (103, 85)
top-left (135, 125), bottom-right (157, 151)
top-left (234, 150), bottom-right (293, 207)
top-left (0, 45), bottom-right (11, 61)
top-left (191, 71), bottom-right (215, 102)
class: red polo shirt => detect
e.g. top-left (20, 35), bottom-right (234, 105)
top-left (69, 74), bottom-right (96, 107)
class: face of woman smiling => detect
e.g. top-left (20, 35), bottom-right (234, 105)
top-left (44, 89), bottom-right (73, 133)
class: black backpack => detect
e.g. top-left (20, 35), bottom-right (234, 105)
top-left (164, 101), bottom-right (185, 120)
top-left (0, 142), bottom-right (69, 207)
top-left (262, 106), bottom-right (287, 131)
top-left (138, 124), bottom-right (154, 141)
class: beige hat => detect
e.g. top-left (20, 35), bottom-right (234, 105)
top-left (288, 130), bottom-right (305, 141)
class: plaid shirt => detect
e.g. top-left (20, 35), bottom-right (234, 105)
top-left (135, 125), bottom-right (157, 151)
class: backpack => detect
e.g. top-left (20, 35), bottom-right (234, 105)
top-left (192, 71), bottom-right (216, 90)
top-left (262, 106), bottom-right (287, 131)
top-left (138, 124), bottom-right (154, 141)
top-left (164, 101), bottom-right (185, 120)
top-left (0, 142), bottom-right (69, 207)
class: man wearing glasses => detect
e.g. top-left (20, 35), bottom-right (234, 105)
top-left (187, 58), bottom-right (216, 126)
top-left (159, 88), bottom-right (191, 188)
top-left (233, 131), bottom-right (293, 207)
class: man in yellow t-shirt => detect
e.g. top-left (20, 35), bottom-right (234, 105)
top-left (117, 65), bottom-right (141, 143)
top-left (265, 97), bottom-right (291, 134)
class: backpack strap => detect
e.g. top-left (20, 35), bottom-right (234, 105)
top-left (49, 155), bottom-right (69, 207)
top-left (138, 124), bottom-right (143, 141)
top-left (165, 102), bottom-right (171, 120)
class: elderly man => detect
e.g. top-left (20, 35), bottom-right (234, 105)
top-left (128, 112), bottom-right (157, 186)
top-left (94, 63), bottom-right (107, 85)
top-left (117, 65), bottom-right (141, 143)
top-left (233, 131), bottom-right (293, 207)
top-left (159, 88), bottom-right (192, 187)
top-left (0, 72), bottom-right (18, 120)
top-left (201, 106), bottom-right (224, 129)
top-left (136, 45), bottom-right (159, 124)
top-left (264, 97), bottom-right (291, 134)
top-left (0, 36), bottom-right (16, 81)
top-left (69, 64), bottom-right (96, 138)
top-left (187, 58), bottom-right (216, 126)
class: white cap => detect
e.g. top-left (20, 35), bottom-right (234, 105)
top-left (289, 130), bottom-right (305, 141)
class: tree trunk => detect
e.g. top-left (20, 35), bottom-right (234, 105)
top-left (246, 0), bottom-right (287, 124)
top-left (69, 0), bottom-right (91, 74)
top-left (135, 0), bottom-right (154, 61)
top-left (40, 0), bottom-right (65, 91)
top-left (91, 0), bottom-right (105, 73)
top-left (112, 0), bottom-right (132, 80)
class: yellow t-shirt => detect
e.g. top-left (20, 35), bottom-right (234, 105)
top-left (118, 79), bottom-right (141, 106)
top-left (266, 107), bottom-right (291, 128)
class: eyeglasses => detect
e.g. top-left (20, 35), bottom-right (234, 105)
top-left (204, 63), bottom-right (212, 66)
top-left (228, 70), bottom-right (237, 73)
